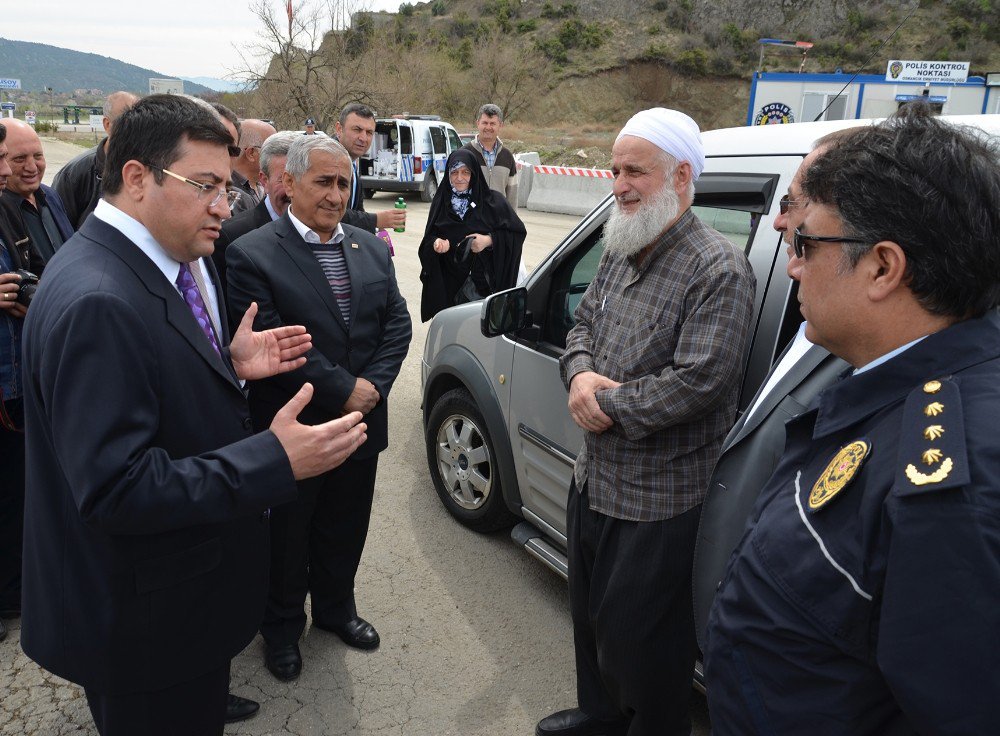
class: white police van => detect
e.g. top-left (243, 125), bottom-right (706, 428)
top-left (359, 115), bottom-right (464, 202)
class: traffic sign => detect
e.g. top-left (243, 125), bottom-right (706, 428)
top-left (0, 102), bottom-right (15, 110)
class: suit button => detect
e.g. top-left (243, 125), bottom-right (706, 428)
top-left (243, 417), bottom-right (253, 431)
top-left (261, 508), bottom-right (271, 522)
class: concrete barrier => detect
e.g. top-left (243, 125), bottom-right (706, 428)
top-left (515, 152), bottom-right (540, 209)
top-left (526, 165), bottom-right (613, 216)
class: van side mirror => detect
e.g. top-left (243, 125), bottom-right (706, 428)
top-left (481, 287), bottom-right (529, 337)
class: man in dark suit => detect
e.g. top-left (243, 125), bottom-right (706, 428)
top-left (19, 94), bottom-right (369, 736)
top-left (212, 130), bottom-right (299, 300)
top-left (693, 138), bottom-right (850, 647)
top-left (0, 119), bottom-right (73, 263)
top-left (334, 103), bottom-right (406, 233)
top-left (227, 135), bottom-right (411, 683)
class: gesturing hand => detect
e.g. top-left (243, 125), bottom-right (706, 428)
top-left (271, 383), bottom-right (368, 480)
top-left (230, 302), bottom-right (312, 380)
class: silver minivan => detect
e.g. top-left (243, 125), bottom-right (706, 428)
top-left (419, 115), bottom-right (1000, 588)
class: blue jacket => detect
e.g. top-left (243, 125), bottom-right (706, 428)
top-left (706, 311), bottom-right (1000, 735)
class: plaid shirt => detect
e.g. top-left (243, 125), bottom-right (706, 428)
top-left (560, 208), bottom-right (755, 521)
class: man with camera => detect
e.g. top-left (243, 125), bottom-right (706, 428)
top-left (0, 121), bottom-right (42, 642)
top-left (0, 119), bottom-right (73, 263)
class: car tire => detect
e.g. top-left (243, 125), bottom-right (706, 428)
top-left (425, 388), bottom-right (516, 532)
top-left (420, 173), bottom-right (438, 203)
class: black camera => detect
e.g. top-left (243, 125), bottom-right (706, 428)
top-left (13, 269), bottom-right (39, 307)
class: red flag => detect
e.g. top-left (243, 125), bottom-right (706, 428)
top-left (286, 0), bottom-right (293, 24)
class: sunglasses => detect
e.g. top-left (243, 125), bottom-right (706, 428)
top-left (779, 194), bottom-right (807, 215)
top-left (792, 228), bottom-right (872, 259)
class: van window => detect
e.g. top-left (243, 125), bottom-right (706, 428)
top-left (543, 228), bottom-right (605, 349)
top-left (399, 125), bottom-right (412, 155)
top-left (430, 126), bottom-right (447, 154)
top-left (691, 205), bottom-right (755, 252)
top-left (448, 129), bottom-right (463, 151)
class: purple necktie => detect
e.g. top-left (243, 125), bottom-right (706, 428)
top-left (176, 262), bottom-right (221, 355)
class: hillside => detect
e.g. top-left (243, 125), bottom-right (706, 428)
top-left (0, 38), bottom-right (213, 95)
top-left (334, 0), bottom-right (1000, 131)
top-left (383, 0), bottom-right (1000, 79)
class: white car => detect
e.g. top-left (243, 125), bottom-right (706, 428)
top-left (359, 115), bottom-right (464, 202)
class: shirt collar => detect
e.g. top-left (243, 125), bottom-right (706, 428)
top-left (264, 196), bottom-right (281, 222)
top-left (852, 335), bottom-right (926, 375)
top-left (478, 136), bottom-right (501, 154)
top-left (812, 310), bottom-right (1000, 438)
top-left (93, 198), bottom-right (182, 285)
top-left (287, 205), bottom-right (344, 245)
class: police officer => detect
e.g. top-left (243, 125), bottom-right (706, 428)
top-left (705, 105), bottom-right (1000, 734)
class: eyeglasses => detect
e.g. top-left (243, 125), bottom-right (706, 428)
top-left (779, 194), bottom-right (808, 215)
top-left (152, 166), bottom-right (241, 209)
top-left (792, 228), bottom-right (871, 259)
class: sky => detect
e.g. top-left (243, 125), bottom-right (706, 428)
top-left (5, 0), bottom-right (403, 81)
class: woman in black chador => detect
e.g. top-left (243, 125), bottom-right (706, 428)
top-left (418, 148), bottom-right (526, 322)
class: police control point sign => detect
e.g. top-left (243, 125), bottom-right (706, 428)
top-left (886, 60), bottom-right (970, 84)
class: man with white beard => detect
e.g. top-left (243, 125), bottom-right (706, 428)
top-left (537, 108), bottom-right (755, 736)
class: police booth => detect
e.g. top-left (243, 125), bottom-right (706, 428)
top-left (746, 61), bottom-right (997, 126)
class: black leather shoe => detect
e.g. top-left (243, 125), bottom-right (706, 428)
top-left (536, 708), bottom-right (628, 736)
top-left (265, 642), bottom-right (302, 681)
top-left (315, 616), bottom-right (380, 650)
top-left (225, 694), bottom-right (259, 724)
top-left (0, 617), bottom-right (7, 642)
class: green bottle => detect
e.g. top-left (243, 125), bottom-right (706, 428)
top-left (394, 197), bottom-right (406, 233)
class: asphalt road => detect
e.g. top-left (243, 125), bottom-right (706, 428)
top-left (1, 139), bottom-right (711, 735)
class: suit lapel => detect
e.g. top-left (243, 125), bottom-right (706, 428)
top-left (275, 216), bottom-right (350, 335)
top-left (82, 218), bottom-right (243, 391)
top-left (726, 344), bottom-right (830, 450)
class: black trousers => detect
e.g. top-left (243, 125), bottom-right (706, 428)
top-left (0, 396), bottom-right (24, 613)
top-left (567, 480), bottom-right (702, 736)
top-left (84, 663), bottom-right (229, 736)
top-left (261, 454), bottom-right (379, 646)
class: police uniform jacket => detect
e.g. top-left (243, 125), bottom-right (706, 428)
top-left (704, 310), bottom-right (1000, 735)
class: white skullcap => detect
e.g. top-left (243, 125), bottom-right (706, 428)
top-left (615, 108), bottom-right (705, 180)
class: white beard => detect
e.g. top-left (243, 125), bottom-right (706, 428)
top-left (602, 184), bottom-right (681, 259)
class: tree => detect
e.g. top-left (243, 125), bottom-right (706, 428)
top-left (235, 0), bottom-right (383, 132)
top-left (468, 27), bottom-right (553, 122)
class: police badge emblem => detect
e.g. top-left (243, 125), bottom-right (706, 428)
top-left (809, 440), bottom-right (871, 510)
